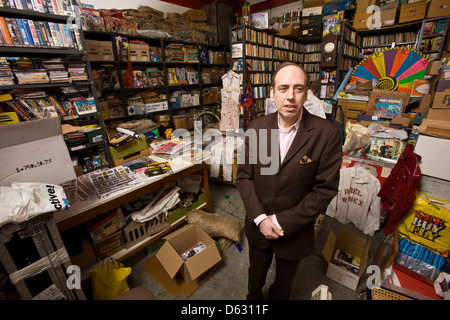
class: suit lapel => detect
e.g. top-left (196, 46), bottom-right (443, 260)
top-left (281, 109), bottom-right (315, 167)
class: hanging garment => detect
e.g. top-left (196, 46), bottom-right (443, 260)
top-left (220, 97), bottom-right (240, 131)
top-left (378, 143), bottom-right (422, 234)
top-left (326, 166), bottom-right (381, 236)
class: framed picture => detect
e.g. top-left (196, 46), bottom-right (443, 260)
top-left (251, 11), bottom-right (269, 29)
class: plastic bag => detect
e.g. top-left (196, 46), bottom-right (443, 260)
top-left (397, 192), bottom-right (450, 259)
top-left (342, 122), bottom-right (371, 156)
top-left (0, 182), bottom-right (69, 227)
top-left (90, 258), bottom-right (131, 300)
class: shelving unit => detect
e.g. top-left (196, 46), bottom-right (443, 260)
top-left (318, 20), bottom-right (361, 112)
top-left (83, 30), bottom-right (229, 134)
top-left (0, 5), bottom-right (113, 169)
top-left (358, 21), bottom-right (420, 58)
top-left (230, 25), bottom-right (303, 114)
top-left (415, 15), bottom-right (450, 60)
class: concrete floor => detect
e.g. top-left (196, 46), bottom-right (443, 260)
top-left (127, 180), bottom-right (386, 300)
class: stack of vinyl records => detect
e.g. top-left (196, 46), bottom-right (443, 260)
top-left (0, 57), bottom-right (14, 86)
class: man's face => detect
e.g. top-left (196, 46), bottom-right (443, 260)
top-left (270, 65), bottom-right (308, 125)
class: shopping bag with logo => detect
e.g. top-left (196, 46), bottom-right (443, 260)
top-left (90, 258), bottom-right (131, 300)
top-left (397, 192), bottom-right (450, 259)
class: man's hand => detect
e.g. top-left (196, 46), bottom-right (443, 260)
top-left (259, 216), bottom-right (284, 240)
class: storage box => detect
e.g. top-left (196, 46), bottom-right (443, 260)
top-left (398, 0), bottom-right (427, 24)
top-left (301, 14), bottom-right (322, 26)
top-left (366, 89), bottom-right (409, 117)
top-left (277, 24), bottom-right (302, 38)
top-left (380, 1), bottom-right (399, 27)
top-left (414, 134), bottom-right (450, 181)
top-left (419, 108), bottom-right (450, 139)
top-left (0, 117), bottom-right (76, 186)
top-left (322, 230), bottom-right (370, 290)
top-left (85, 208), bottom-right (126, 242)
top-left (183, 9), bottom-right (207, 22)
top-left (109, 135), bottom-right (148, 160)
top-left (355, 0), bottom-right (378, 13)
top-left (98, 41), bottom-right (114, 61)
top-left (92, 230), bottom-right (125, 260)
top-left (427, 0), bottom-right (450, 18)
top-left (323, 0), bottom-right (351, 14)
top-left (156, 224), bottom-right (222, 284)
top-left (353, 12), bottom-right (373, 30)
top-left (85, 39), bottom-right (101, 61)
top-left (432, 80), bottom-right (450, 108)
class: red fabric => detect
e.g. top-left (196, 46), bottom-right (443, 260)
top-left (378, 143), bottom-right (422, 234)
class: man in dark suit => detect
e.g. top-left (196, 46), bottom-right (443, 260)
top-left (236, 62), bottom-right (342, 300)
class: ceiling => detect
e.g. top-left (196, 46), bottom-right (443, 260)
top-left (160, 0), bottom-right (300, 14)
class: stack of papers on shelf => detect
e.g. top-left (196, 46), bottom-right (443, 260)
top-left (151, 139), bottom-right (191, 160)
top-left (87, 166), bottom-right (140, 198)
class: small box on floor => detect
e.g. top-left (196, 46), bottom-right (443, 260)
top-left (322, 230), bottom-right (370, 290)
top-left (155, 224), bottom-right (222, 284)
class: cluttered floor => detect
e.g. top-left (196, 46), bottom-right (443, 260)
top-left (126, 180), bottom-right (386, 300)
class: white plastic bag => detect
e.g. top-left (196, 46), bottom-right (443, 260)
top-left (0, 182), bottom-right (69, 227)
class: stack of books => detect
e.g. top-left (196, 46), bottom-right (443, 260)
top-left (66, 59), bottom-right (88, 82)
top-left (42, 58), bottom-right (69, 83)
top-left (0, 57), bottom-right (14, 86)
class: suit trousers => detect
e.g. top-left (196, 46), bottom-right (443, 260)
top-left (247, 243), bottom-right (301, 300)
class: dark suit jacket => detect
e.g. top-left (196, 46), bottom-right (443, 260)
top-left (236, 109), bottom-right (342, 261)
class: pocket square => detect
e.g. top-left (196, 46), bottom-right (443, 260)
top-left (300, 155), bottom-right (312, 164)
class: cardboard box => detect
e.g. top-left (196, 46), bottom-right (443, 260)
top-left (419, 108), bottom-right (450, 138)
top-left (173, 117), bottom-right (188, 130)
top-left (0, 117), bottom-right (76, 186)
top-left (277, 24), bottom-right (302, 38)
top-left (426, 60), bottom-right (441, 75)
top-left (70, 244), bottom-right (97, 271)
top-left (366, 89), bottom-right (409, 117)
top-left (92, 230), bottom-right (125, 260)
top-left (156, 224), bottom-right (222, 284)
top-left (380, 1), bottom-right (399, 27)
top-left (323, 0), bottom-right (351, 14)
top-left (353, 12), bottom-right (373, 29)
top-left (112, 148), bottom-right (149, 167)
top-left (183, 9), bottom-right (207, 22)
top-left (109, 135), bottom-right (148, 160)
top-left (414, 134), bottom-right (450, 181)
top-left (432, 80), bottom-right (450, 108)
top-left (85, 39), bottom-right (101, 61)
top-left (98, 41), bottom-right (114, 61)
top-left (322, 230), bottom-right (370, 290)
top-left (356, 0), bottom-right (378, 13)
top-left (398, 0), bottom-right (427, 24)
top-left (302, 6), bottom-right (323, 16)
top-left (427, 0), bottom-right (450, 18)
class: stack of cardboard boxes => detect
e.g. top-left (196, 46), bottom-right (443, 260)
top-left (354, 0), bottom-right (450, 30)
top-left (86, 40), bottom-right (114, 62)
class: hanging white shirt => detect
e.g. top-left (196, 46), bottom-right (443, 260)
top-left (326, 166), bottom-right (381, 236)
